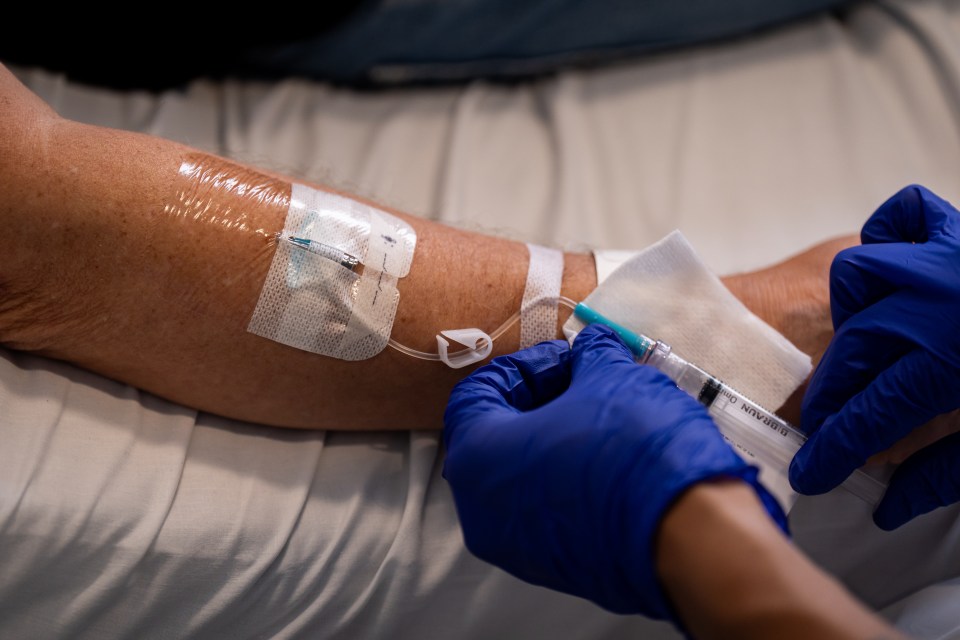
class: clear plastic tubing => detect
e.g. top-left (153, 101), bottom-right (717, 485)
top-left (387, 296), bottom-right (579, 361)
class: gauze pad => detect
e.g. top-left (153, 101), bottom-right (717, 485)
top-left (570, 231), bottom-right (816, 510)
top-left (248, 184), bottom-right (417, 360)
top-left (568, 231), bottom-right (811, 411)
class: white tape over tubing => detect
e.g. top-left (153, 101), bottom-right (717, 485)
top-left (520, 243), bottom-right (564, 349)
top-left (248, 184), bottom-right (417, 360)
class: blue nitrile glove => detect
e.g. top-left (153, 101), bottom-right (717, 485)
top-left (790, 185), bottom-right (960, 530)
top-left (443, 323), bottom-right (788, 619)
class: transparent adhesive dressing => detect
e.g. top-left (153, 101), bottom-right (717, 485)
top-left (573, 303), bottom-right (888, 512)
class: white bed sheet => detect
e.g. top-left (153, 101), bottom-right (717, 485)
top-left (4, 1), bottom-right (960, 637)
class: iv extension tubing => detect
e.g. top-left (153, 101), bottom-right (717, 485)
top-left (388, 297), bottom-right (580, 361)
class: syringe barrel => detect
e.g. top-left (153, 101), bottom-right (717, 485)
top-left (641, 346), bottom-right (887, 507)
top-left (642, 344), bottom-right (717, 404)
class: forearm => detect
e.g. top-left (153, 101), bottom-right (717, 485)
top-left (0, 64), bottom-right (838, 431)
top-left (0, 69), bottom-right (593, 429)
top-left (657, 481), bottom-right (901, 639)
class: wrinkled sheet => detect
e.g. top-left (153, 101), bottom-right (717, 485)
top-left (4, 1), bottom-right (960, 637)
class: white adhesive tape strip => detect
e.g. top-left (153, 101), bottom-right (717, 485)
top-left (520, 243), bottom-right (564, 349)
top-left (248, 184), bottom-right (417, 360)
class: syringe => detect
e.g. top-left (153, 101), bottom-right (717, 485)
top-left (573, 303), bottom-right (887, 508)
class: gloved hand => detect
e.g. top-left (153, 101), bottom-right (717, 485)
top-left (790, 184), bottom-right (960, 530)
top-left (443, 324), bottom-right (787, 619)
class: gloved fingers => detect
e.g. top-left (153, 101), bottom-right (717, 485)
top-left (568, 324), bottom-right (689, 411)
top-left (444, 339), bottom-right (571, 444)
top-left (442, 344), bottom-right (575, 522)
top-left (801, 296), bottom-right (914, 434)
top-left (828, 243), bottom-right (912, 329)
top-left (861, 184), bottom-right (954, 245)
top-left (874, 431), bottom-right (960, 530)
top-left (792, 349), bottom-right (945, 495)
top-left (569, 323), bottom-right (642, 384)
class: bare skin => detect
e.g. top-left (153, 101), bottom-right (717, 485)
top-left (657, 480), bottom-right (903, 639)
top-left (3, 61), bottom-right (952, 451)
top-left (723, 235), bottom-right (857, 426)
top-left (0, 65), bottom-right (598, 429)
top-left (0, 62), bottom-right (843, 430)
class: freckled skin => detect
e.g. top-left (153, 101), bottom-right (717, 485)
top-left (7, 61), bottom-right (942, 458)
top-left (0, 66), bottom-right (599, 429)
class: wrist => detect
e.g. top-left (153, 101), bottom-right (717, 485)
top-left (720, 235), bottom-right (857, 363)
top-left (656, 480), bottom-right (803, 637)
top-left (719, 236), bottom-right (857, 423)
top-left (656, 480), bottom-right (899, 639)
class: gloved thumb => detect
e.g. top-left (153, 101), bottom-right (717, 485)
top-left (444, 339), bottom-right (571, 447)
top-left (569, 323), bottom-right (639, 383)
top-left (873, 431), bottom-right (960, 530)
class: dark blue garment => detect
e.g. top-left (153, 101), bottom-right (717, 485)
top-left (242, 0), bottom-right (855, 84)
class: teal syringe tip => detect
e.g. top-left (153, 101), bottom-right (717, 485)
top-left (573, 303), bottom-right (653, 359)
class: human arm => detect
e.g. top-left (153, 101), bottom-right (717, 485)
top-left (442, 325), bottom-right (900, 638)
top-left (0, 63), bottom-right (597, 429)
top-left (659, 482), bottom-right (899, 639)
top-left (0, 61), bottom-right (844, 431)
